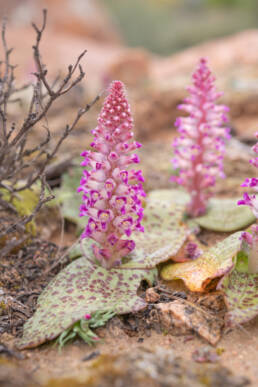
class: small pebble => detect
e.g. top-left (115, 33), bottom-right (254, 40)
top-left (82, 351), bottom-right (100, 362)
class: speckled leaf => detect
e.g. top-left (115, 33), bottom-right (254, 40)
top-left (70, 189), bottom-right (189, 269)
top-left (18, 258), bottom-right (156, 349)
top-left (218, 269), bottom-right (258, 326)
top-left (147, 189), bottom-right (189, 207)
top-left (54, 166), bottom-right (85, 229)
top-left (161, 232), bottom-right (242, 292)
top-left (122, 189), bottom-right (188, 268)
top-left (195, 198), bottom-right (255, 232)
top-left (122, 198), bottom-right (188, 268)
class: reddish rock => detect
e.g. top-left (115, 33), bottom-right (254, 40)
top-left (105, 49), bottom-right (151, 87)
top-left (8, 0), bottom-right (121, 44)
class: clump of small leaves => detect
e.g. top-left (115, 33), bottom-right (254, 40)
top-left (171, 58), bottom-right (230, 217)
top-left (57, 310), bottom-right (115, 348)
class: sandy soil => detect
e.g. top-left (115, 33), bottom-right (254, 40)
top-left (12, 316), bottom-right (255, 386)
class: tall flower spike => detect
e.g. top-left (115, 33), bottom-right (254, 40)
top-left (171, 58), bottom-right (230, 217)
top-left (238, 132), bottom-right (258, 273)
top-left (78, 81), bottom-right (145, 269)
top-left (238, 132), bottom-right (258, 218)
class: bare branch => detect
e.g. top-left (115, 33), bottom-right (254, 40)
top-left (0, 9), bottom-right (100, 257)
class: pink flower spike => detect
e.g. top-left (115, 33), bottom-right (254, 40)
top-left (171, 58), bottom-right (230, 217)
top-left (238, 131), bottom-right (258, 218)
top-left (84, 314), bottom-right (91, 320)
top-left (238, 132), bottom-right (258, 273)
top-left (78, 81), bottom-right (145, 269)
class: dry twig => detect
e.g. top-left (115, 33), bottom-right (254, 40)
top-left (0, 10), bottom-right (100, 257)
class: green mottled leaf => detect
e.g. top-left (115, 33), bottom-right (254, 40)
top-left (69, 189), bottom-right (189, 269)
top-left (161, 232), bottom-right (242, 292)
top-left (218, 269), bottom-right (258, 326)
top-left (235, 251), bottom-right (249, 273)
top-left (195, 198), bottom-right (255, 232)
top-left (147, 189), bottom-right (189, 207)
top-left (122, 194), bottom-right (188, 268)
top-left (54, 166), bottom-right (85, 229)
top-left (18, 258), bottom-right (156, 349)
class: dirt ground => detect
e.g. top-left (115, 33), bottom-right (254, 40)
top-left (22, 318), bottom-right (258, 385)
top-left (1, 315), bottom-right (257, 386)
top-left (0, 138), bottom-right (257, 386)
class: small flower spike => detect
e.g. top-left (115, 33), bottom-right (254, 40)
top-left (238, 132), bottom-right (258, 273)
top-left (78, 81), bottom-right (145, 269)
top-left (171, 58), bottom-right (230, 217)
top-left (238, 132), bottom-right (258, 218)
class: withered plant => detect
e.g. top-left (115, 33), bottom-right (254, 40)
top-left (0, 10), bottom-right (99, 257)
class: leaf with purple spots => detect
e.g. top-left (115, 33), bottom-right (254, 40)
top-left (218, 257), bottom-right (258, 326)
top-left (18, 258), bottom-right (157, 349)
top-left (194, 198), bottom-right (255, 232)
top-left (147, 189), bottom-right (189, 207)
top-left (70, 189), bottom-right (189, 269)
top-left (147, 190), bottom-right (255, 232)
top-left (121, 193), bottom-right (188, 268)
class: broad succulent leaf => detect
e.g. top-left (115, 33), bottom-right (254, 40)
top-left (18, 258), bottom-right (156, 349)
top-left (147, 189), bottom-right (189, 207)
top-left (70, 190), bottom-right (189, 269)
top-left (194, 198), bottom-right (255, 232)
top-left (218, 266), bottom-right (258, 326)
top-left (161, 232), bottom-right (242, 292)
top-left (54, 166), bottom-right (85, 229)
top-left (69, 189), bottom-right (188, 269)
top-left (121, 195), bottom-right (188, 268)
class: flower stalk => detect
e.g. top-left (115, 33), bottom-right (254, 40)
top-left (238, 132), bottom-right (258, 273)
top-left (78, 81), bottom-right (145, 269)
top-left (171, 58), bottom-right (230, 217)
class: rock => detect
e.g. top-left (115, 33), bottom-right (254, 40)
top-left (0, 357), bottom-right (36, 387)
top-left (192, 346), bottom-right (220, 363)
top-left (9, 0), bottom-right (121, 44)
top-left (155, 300), bottom-right (224, 345)
top-left (152, 30), bottom-right (258, 83)
top-left (105, 49), bottom-right (151, 87)
top-left (155, 302), bottom-right (192, 335)
top-left (145, 288), bottom-right (160, 303)
top-left (133, 86), bottom-right (184, 140)
top-left (46, 347), bottom-right (250, 387)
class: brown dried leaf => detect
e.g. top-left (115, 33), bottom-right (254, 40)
top-left (161, 232), bottom-right (242, 292)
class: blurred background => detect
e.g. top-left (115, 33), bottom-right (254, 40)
top-left (102, 0), bottom-right (258, 55)
top-left (1, 0), bottom-right (258, 187)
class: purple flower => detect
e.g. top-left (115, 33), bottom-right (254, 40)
top-left (171, 58), bottom-right (230, 217)
top-left (238, 132), bottom-right (258, 218)
top-left (237, 132), bottom-right (258, 273)
top-left (185, 242), bottom-right (202, 260)
top-left (78, 81), bottom-right (145, 268)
